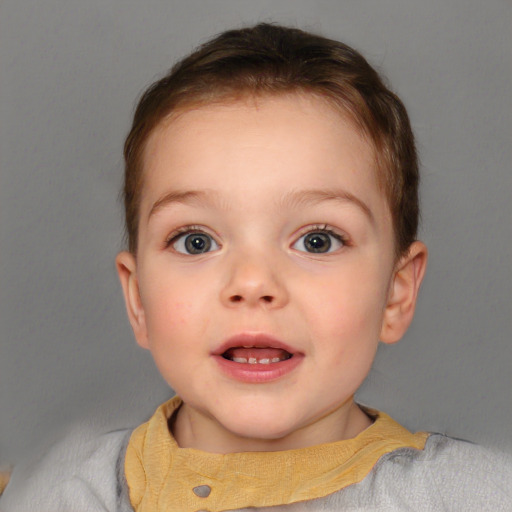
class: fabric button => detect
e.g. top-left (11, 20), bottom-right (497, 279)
top-left (193, 485), bottom-right (212, 498)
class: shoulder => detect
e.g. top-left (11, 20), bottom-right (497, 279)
top-left (423, 435), bottom-right (511, 498)
top-left (390, 433), bottom-right (512, 480)
top-left (371, 434), bottom-right (512, 510)
top-left (313, 434), bottom-right (512, 512)
top-left (0, 424), bottom-right (134, 512)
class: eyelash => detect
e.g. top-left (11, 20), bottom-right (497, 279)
top-left (294, 224), bottom-right (349, 250)
top-left (164, 224), bottom-right (349, 253)
top-left (164, 225), bottom-right (218, 249)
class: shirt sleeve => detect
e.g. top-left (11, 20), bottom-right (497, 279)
top-left (421, 435), bottom-right (512, 511)
top-left (0, 426), bottom-right (133, 512)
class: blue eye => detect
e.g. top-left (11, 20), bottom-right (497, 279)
top-left (293, 229), bottom-right (345, 254)
top-left (172, 232), bottom-right (219, 255)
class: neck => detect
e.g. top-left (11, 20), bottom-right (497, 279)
top-left (171, 398), bottom-right (373, 453)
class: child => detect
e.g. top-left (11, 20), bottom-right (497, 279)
top-left (1, 23), bottom-right (510, 511)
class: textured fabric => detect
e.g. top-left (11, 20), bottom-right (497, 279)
top-left (0, 425), bottom-right (133, 512)
top-left (1, 408), bottom-right (511, 511)
top-left (125, 396), bottom-right (429, 511)
top-left (244, 435), bottom-right (512, 511)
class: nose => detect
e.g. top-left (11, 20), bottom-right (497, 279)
top-left (220, 252), bottom-right (289, 309)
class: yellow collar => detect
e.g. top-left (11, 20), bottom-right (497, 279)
top-left (125, 396), bottom-right (428, 511)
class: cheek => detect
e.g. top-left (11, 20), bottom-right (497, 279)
top-left (140, 264), bottom-right (203, 323)
top-left (142, 280), bottom-right (187, 322)
top-left (141, 272), bottom-right (215, 347)
top-left (156, 300), bottom-right (194, 326)
top-left (141, 290), bottom-right (207, 387)
top-left (302, 266), bottom-right (389, 340)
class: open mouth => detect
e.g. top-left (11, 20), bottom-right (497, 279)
top-left (222, 346), bottom-right (293, 365)
top-left (214, 334), bottom-right (302, 382)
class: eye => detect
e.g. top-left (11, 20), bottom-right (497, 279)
top-left (292, 228), bottom-right (345, 254)
top-left (170, 231), bottom-right (219, 255)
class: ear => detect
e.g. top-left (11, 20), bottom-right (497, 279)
top-left (115, 251), bottom-right (150, 349)
top-left (380, 241), bottom-right (428, 344)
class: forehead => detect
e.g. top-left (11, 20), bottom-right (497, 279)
top-left (145, 94), bottom-right (375, 172)
top-left (139, 94), bottom-right (388, 222)
top-left (144, 92), bottom-right (375, 158)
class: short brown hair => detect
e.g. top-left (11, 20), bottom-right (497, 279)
top-left (123, 23), bottom-right (419, 256)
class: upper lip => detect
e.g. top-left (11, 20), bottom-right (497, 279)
top-left (212, 333), bottom-right (299, 356)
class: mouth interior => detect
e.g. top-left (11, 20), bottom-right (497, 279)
top-left (222, 347), bottom-right (292, 364)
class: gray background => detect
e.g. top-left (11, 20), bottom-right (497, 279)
top-left (1, 0), bottom-right (510, 466)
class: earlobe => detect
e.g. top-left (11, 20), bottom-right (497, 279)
top-left (115, 251), bottom-right (149, 349)
top-left (380, 241), bottom-right (428, 344)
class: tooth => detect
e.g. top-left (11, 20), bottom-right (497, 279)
top-left (243, 345), bottom-right (252, 348)
top-left (271, 358), bottom-right (281, 363)
top-left (259, 358), bottom-right (270, 364)
top-left (232, 357), bottom-right (248, 363)
top-left (248, 357), bottom-right (257, 364)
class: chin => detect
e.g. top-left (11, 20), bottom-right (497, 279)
top-left (217, 408), bottom-right (303, 444)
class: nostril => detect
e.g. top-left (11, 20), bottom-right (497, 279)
top-left (229, 294), bottom-right (274, 303)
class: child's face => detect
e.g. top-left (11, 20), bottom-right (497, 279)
top-left (117, 94), bottom-right (425, 451)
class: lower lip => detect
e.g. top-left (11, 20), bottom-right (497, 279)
top-left (212, 354), bottom-right (304, 383)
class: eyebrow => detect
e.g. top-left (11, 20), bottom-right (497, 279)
top-left (148, 189), bottom-right (220, 219)
top-left (280, 189), bottom-right (375, 224)
top-left (148, 187), bottom-right (374, 223)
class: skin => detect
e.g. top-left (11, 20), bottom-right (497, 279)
top-left (116, 93), bottom-right (427, 453)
